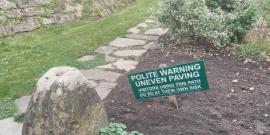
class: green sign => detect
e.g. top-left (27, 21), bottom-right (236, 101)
top-left (128, 61), bottom-right (209, 99)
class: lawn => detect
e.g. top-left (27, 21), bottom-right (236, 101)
top-left (0, 0), bottom-right (159, 119)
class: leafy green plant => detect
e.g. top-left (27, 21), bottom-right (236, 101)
top-left (239, 43), bottom-right (260, 58)
top-left (158, 0), bottom-right (258, 48)
top-left (99, 123), bottom-right (143, 135)
top-left (14, 113), bottom-right (25, 123)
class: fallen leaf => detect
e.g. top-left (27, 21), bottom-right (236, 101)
top-left (231, 89), bottom-right (235, 93)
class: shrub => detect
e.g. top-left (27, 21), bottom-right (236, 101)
top-left (258, 0), bottom-right (270, 26)
top-left (158, 0), bottom-right (258, 47)
top-left (99, 123), bottom-right (143, 135)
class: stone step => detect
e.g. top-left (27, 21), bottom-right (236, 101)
top-left (145, 28), bottom-right (167, 36)
top-left (109, 38), bottom-right (146, 48)
top-left (95, 46), bottom-right (115, 55)
top-left (77, 55), bottom-right (96, 62)
top-left (113, 50), bottom-right (146, 57)
top-left (95, 82), bottom-right (117, 100)
top-left (143, 42), bottom-right (159, 50)
top-left (15, 95), bottom-right (31, 114)
top-left (0, 118), bottom-right (22, 135)
top-left (111, 59), bottom-right (139, 72)
top-left (80, 69), bottom-right (122, 82)
top-left (125, 34), bottom-right (159, 41)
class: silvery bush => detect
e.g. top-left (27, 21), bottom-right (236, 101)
top-left (158, 0), bottom-right (258, 47)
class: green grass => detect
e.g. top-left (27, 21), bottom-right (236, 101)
top-left (239, 42), bottom-right (270, 59)
top-left (0, 98), bottom-right (16, 119)
top-left (0, 0), bottom-right (159, 119)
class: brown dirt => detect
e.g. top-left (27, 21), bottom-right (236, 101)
top-left (104, 36), bottom-right (270, 135)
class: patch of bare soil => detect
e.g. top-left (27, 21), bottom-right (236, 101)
top-left (104, 36), bottom-right (270, 135)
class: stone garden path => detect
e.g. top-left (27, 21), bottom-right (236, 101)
top-left (0, 17), bottom-right (166, 135)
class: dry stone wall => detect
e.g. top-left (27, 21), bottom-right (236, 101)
top-left (0, 0), bottom-right (135, 37)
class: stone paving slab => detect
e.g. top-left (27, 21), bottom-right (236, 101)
top-left (0, 118), bottom-right (22, 135)
top-left (105, 55), bottom-right (117, 62)
top-left (128, 27), bottom-right (140, 34)
top-left (95, 82), bottom-right (117, 100)
top-left (109, 38), bottom-right (146, 48)
top-left (95, 46), bottom-right (115, 55)
top-left (97, 63), bottom-right (116, 70)
top-left (15, 95), bottom-right (31, 114)
top-left (145, 28), bottom-right (167, 36)
top-left (137, 23), bottom-right (147, 28)
top-left (77, 55), bottom-right (96, 62)
top-left (113, 50), bottom-right (146, 57)
top-left (143, 42), bottom-right (159, 50)
top-left (80, 69), bottom-right (122, 82)
top-left (88, 80), bottom-right (98, 87)
top-left (112, 59), bottom-right (139, 72)
top-left (125, 34), bottom-right (158, 41)
top-left (145, 19), bottom-right (155, 23)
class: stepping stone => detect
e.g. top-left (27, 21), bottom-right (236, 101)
top-left (105, 55), bottom-right (117, 62)
top-left (95, 82), bottom-right (117, 100)
top-left (95, 46), bottom-right (115, 55)
top-left (113, 50), bottom-right (146, 57)
top-left (78, 55), bottom-right (96, 62)
top-left (149, 15), bottom-right (155, 19)
top-left (112, 59), bottom-right (139, 72)
top-left (143, 42), bottom-right (159, 50)
top-left (128, 27), bottom-right (140, 34)
top-left (97, 64), bottom-right (115, 70)
top-left (15, 95), bottom-right (31, 113)
top-left (88, 80), bottom-right (98, 87)
top-left (137, 23), bottom-right (147, 28)
top-left (125, 34), bottom-right (158, 41)
top-left (0, 118), bottom-right (22, 135)
top-left (109, 38), bottom-right (146, 48)
top-left (80, 69), bottom-right (122, 82)
top-left (145, 28), bottom-right (167, 36)
top-left (145, 19), bottom-right (155, 23)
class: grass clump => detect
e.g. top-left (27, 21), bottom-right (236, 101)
top-left (14, 113), bottom-right (25, 123)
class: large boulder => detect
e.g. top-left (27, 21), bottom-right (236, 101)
top-left (22, 66), bottom-right (108, 135)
